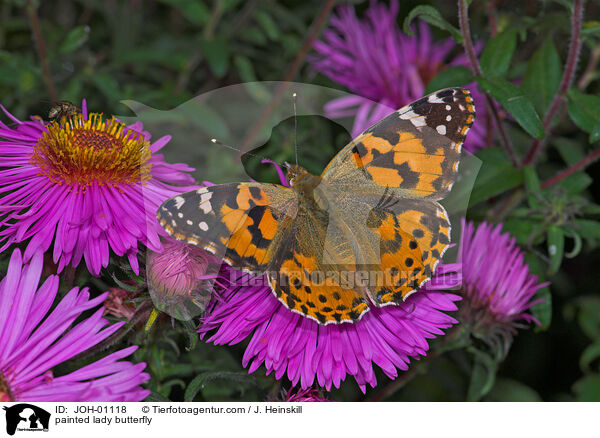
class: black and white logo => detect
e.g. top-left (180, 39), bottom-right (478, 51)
top-left (2, 404), bottom-right (50, 436)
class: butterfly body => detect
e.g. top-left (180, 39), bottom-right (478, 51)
top-left (158, 88), bottom-right (475, 325)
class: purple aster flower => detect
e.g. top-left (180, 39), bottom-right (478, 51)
top-left (0, 249), bottom-right (150, 401)
top-left (457, 220), bottom-right (548, 349)
top-left (284, 388), bottom-right (331, 402)
top-left (311, 0), bottom-right (487, 151)
top-left (147, 238), bottom-right (218, 320)
top-left (200, 264), bottom-right (461, 393)
top-left (0, 101), bottom-right (197, 276)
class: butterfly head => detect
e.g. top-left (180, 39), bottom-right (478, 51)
top-left (284, 162), bottom-right (310, 187)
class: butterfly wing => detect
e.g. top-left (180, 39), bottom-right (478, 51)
top-left (316, 88), bottom-right (474, 305)
top-left (356, 190), bottom-right (451, 304)
top-left (266, 205), bottom-right (370, 325)
top-left (157, 183), bottom-right (297, 273)
top-left (321, 87), bottom-right (475, 200)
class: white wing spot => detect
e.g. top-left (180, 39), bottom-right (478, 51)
top-left (428, 94), bottom-right (445, 103)
top-left (436, 125), bottom-right (447, 135)
top-left (399, 110), bottom-right (426, 128)
top-left (446, 105), bottom-right (451, 110)
top-left (178, 212), bottom-right (183, 218)
top-left (198, 191), bottom-right (213, 214)
top-left (399, 110), bottom-right (418, 120)
top-left (411, 117), bottom-right (426, 128)
top-left (200, 201), bottom-right (212, 214)
top-left (173, 196), bottom-right (185, 209)
top-left (199, 221), bottom-right (209, 231)
top-left (186, 220), bottom-right (193, 225)
top-left (446, 115), bottom-right (452, 121)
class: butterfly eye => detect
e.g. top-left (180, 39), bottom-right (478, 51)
top-left (289, 177), bottom-right (295, 186)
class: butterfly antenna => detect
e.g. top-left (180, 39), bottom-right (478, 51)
top-left (211, 138), bottom-right (251, 155)
top-left (293, 93), bottom-right (298, 166)
top-left (211, 138), bottom-right (284, 167)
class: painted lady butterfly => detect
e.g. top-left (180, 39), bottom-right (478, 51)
top-left (158, 88), bottom-right (475, 325)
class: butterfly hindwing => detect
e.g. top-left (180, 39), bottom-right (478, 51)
top-left (267, 214), bottom-right (370, 325)
top-left (364, 193), bottom-right (451, 304)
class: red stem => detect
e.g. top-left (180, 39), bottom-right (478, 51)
top-left (26, 0), bottom-right (58, 102)
top-left (458, 0), bottom-right (518, 166)
top-left (541, 148), bottom-right (600, 189)
top-left (522, 0), bottom-right (585, 166)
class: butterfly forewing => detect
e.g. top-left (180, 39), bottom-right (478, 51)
top-left (321, 87), bottom-right (475, 201)
top-left (157, 183), bottom-right (297, 273)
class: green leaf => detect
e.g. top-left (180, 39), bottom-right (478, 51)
top-left (485, 378), bottom-right (543, 401)
top-left (184, 371), bottom-right (258, 401)
top-left (144, 391), bottom-right (171, 402)
top-left (552, 136), bottom-right (586, 165)
top-left (573, 374), bottom-right (600, 401)
top-left (255, 11), bottom-right (280, 41)
top-left (109, 272), bottom-right (138, 292)
top-left (532, 286), bottom-right (552, 330)
top-left (466, 349), bottom-right (498, 401)
top-left (425, 66), bottom-right (474, 94)
top-left (156, 0), bottom-right (210, 26)
top-left (580, 342), bottom-right (600, 373)
top-left (547, 225), bottom-right (564, 274)
top-left (582, 203), bottom-right (600, 215)
top-left (567, 89), bottom-right (600, 135)
top-left (582, 20), bottom-right (600, 36)
top-left (470, 148), bottom-right (523, 205)
top-left (564, 229), bottom-right (582, 258)
top-left (91, 73), bottom-right (120, 100)
top-left (59, 26), bottom-right (90, 53)
top-left (576, 297), bottom-right (600, 339)
top-left (524, 253), bottom-right (552, 331)
top-left (476, 77), bottom-right (545, 138)
top-left (556, 172), bottom-right (592, 195)
top-left (181, 319), bottom-right (199, 351)
top-left (575, 219), bottom-right (600, 239)
top-left (523, 165), bottom-right (542, 208)
top-left (480, 29), bottom-right (517, 78)
top-left (233, 55), bottom-right (256, 82)
top-left (590, 123), bottom-right (600, 143)
top-left (199, 38), bottom-right (229, 78)
top-left (503, 219), bottom-right (540, 245)
top-left (403, 5), bottom-right (462, 42)
top-left (521, 39), bottom-right (561, 115)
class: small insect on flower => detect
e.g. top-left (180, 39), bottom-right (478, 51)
top-left (47, 100), bottom-right (79, 121)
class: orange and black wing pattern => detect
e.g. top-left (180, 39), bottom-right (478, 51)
top-left (322, 87), bottom-right (475, 200)
top-left (157, 183), bottom-right (296, 273)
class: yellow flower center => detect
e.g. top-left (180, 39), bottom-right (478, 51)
top-left (0, 372), bottom-right (12, 402)
top-left (31, 113), bottom-right (152, 189)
